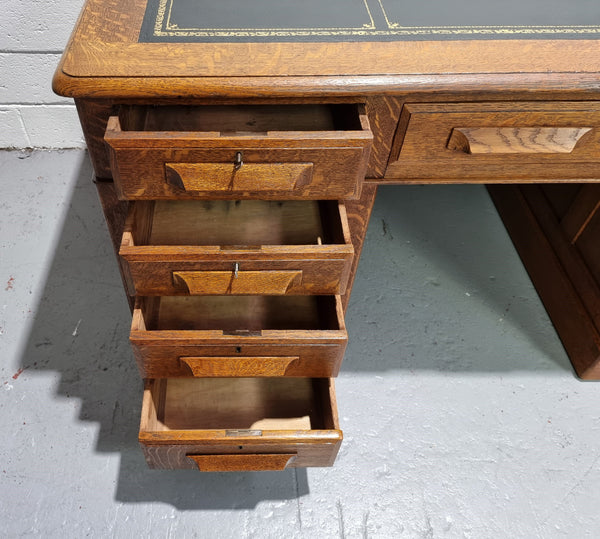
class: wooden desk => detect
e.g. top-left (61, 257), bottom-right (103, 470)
top-left (54, 0), bottom-right (600, 471)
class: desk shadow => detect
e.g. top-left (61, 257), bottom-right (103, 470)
top-left (18, 159), bottom-right (307, 509)
top-left (115, 449), bottom-right (309, 508)
top-left (344, 184), bottom-right (574, 374)
top-left (19, 164), bottom-right (573, 505)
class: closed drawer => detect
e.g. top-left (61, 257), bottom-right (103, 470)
top-left (120, 200), bottom-right (354, 296)
top-left (139, 378), bottom-right (342, 470)
top-left (130, 295), bottom-right (347, 378)
top-left (105, 104), bottom-right (372, 200)
top-left (386, 102), bottom-right (600, 182)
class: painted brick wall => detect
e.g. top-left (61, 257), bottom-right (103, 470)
top-left (1, 0), bottom-right (86, 148)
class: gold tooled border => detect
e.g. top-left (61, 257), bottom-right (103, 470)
top-left (376, 0), bottom-right (600, 35)
top-left (154, 0), bottom-right (376, 36)
top-left (152, 0), bottom-right (600, 37)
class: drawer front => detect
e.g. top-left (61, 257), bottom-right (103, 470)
top-left (130, 296), bottom-right (347, 378)
top-left (385, 102), bottom-right (600, 182)
top-left (105, 104), bottom-right (372, 200)
top-left (132, 344), bottom-right (345, 378)
top-left (127, 262), bottom-right (350, 296)
top-left (120, 200), bottom-right (354, 296)
top-left (139, 378), bottom-right (342, 470)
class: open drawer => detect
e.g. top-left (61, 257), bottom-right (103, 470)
top-left (105, 103), bottom-right (372, 200)
top-left (120, 200), bottom-right (354, 296)
top-left (130, 295), bottom-right (347, 378)
top-left (139, 378), bottom-right (343, 470)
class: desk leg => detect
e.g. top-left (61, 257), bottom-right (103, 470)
top-left (342, 183), bottom-right (378, 313)
top-left (488, 184), bottom-right (600, 379)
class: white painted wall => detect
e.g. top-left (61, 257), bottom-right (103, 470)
top-left (1, 0), bottom-right (86, 148)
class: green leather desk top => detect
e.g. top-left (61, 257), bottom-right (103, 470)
top-left (140, 0), bottom-right (600, 42)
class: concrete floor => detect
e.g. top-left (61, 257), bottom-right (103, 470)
top-left (2, 149), bottom-right (600, 538)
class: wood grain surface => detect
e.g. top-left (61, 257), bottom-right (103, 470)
top-left (139, 378), bottom-right (342, 469)
top-left (172, 270), bottom-right (303, 295)
top-left (489, 185), bottom-right (600, 379)
top-left (129, 296), bottom-right (348, 378)
top-left (187, 453), bottom-right (297, 472)
top-left (120, 200), bottom-right (354, 295)
top-left (53, 2), bottom-right (600, 99)
top-left (341, 183), bottom-right (378, 312)
top-left (58, 2), bottom-right (600, 408)
top-left (105, 104), bottom-right (372, 200)
top-left (386, 102), bottom-right (600, 182)
top-left (446, 127), bottom-right (592, 155)
top-left (61, 39), bottom-right (600, 78)
top-left (165, 162), bottom-right (314, 193)
top-left (180, 356), bottom-right (300, 377)
top-left (561, 185), bottom-right (600, 243)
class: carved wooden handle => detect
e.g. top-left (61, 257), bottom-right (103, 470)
top-left (447, 127), bottom-right (592, 154)
top-left (173, 270), bottom-right (302, 294)
top-left (187, 453), bottom-right (297, 472)
top-left (165, 162), bottom-right (313, 191)
top-left (181, 356), bottom-right (299, 377)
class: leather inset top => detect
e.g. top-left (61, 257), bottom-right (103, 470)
top-left (139, 0), bottom-right (600, 42)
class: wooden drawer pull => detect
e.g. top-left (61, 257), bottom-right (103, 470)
top-left (173, 270), bottom-right (302, 295)
top-left (165, 162), bottom-right (313, 192)
top-left (181, 356), bottom-right (299, 377)
top-left (188, 453), bottom-right (296, 472)
top-left (447, 127), bottom-right (592, 154)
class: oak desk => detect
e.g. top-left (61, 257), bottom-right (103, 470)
top-left (54, 0), bottom-right (600, 471)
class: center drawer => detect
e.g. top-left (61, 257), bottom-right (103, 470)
top-left (130, 295), bottom-right (347, 378)
top-left (385, 101), bottom-right (600, 182)
top-left (139, 377), bottom-right (342, 470)
top-left (120, 199), bottom-right (354, 296)
top-left (105, 103), bottom-right (372, 200)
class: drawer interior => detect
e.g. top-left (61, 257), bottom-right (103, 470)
top-left (144, 378), bottom-right (335, 431)
top-left (118, 104), bottom-right (364, 134)
top-left (138, 295), bottom-right (341, 331)
top-left (128, 200), bottom-right (347, 246)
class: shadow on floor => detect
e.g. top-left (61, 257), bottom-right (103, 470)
top-left (18, 162), bottom-right (573, 506)
top-left (17, 158), bottom-right (308, 508)
top-left (345, 184), bottom-right (573, 374)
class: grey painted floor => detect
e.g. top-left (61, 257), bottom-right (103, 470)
top-left (1, 149), bottom-right (600, 538)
